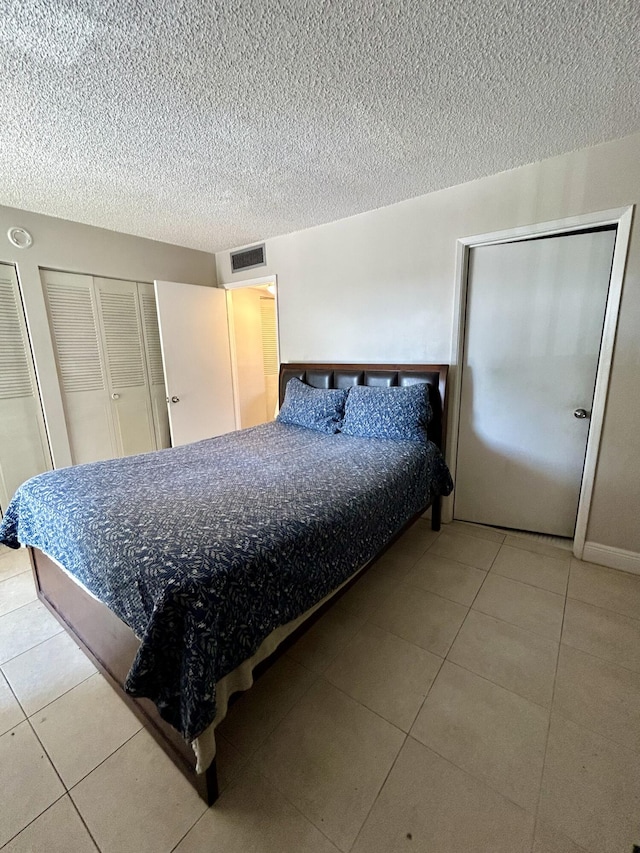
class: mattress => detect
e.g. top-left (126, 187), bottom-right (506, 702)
top-left (0, 420), bottom-right (452, 741)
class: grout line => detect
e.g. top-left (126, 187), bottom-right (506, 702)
top-left (348, 731), bottom-right (409, 852)
top-left (560, 635), bottom-right (640, 676)
top-left (530, 570), bottom-right (569, 847)
top-left (404, 731), bottom-right (538, 818)
top-left (221, 665), bottom-right (320, 762)
top-left (67, 796), bottom-right (101, 852)
top-left (67, 728), bottom-right (144, 792)
top-left (437, 656), bottom-right (552, 713)
top-left (489, 566), bottom-right (569, 597)
top-left (0, 623), bottom-right (67, 669)
top-left (565, 592), bottom-right (640, 625)
top-left (3, 667), bottom-right (97, 723)
top-left (461, 604), bottom-right (561, 645)
top-left (0, 567), bottom-right (31, 583)
top-left (0, 790), bottom-right (69, 850)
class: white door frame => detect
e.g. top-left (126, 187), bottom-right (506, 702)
top-left (446, 205), bottom-right (634, 558)
top-left (222, 275), bottom-right (280, 428)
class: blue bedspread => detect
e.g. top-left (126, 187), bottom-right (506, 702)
top-left (0, 421), bottom-right (452, 741)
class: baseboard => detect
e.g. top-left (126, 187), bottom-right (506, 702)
top-left (582, 542), bottom-right (640, 575)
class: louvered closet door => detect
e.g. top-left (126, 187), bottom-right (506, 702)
top-left (0, 264), bottom-right (52, 511)
top-left (42, 270), bottom-right (117, 464)
top-left (94, 278), bottom-right (156, 457)
top-left (138, 282), bottom-right (170, 449)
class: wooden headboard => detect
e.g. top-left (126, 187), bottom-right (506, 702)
top-left (278, 363), bottom-right (448, 450)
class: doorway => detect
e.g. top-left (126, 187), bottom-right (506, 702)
top-left (225, 276), bottom-right (280, 429)
top-left (447, 207), bottom-right (633, 558)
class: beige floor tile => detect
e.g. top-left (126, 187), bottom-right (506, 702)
top-left (492, 544), bottom-right (570, 594)
top-left (538, 713), bottom-right (640, 853)
top-left (504, 535), bottom-right (572, 561)
top-left (351, 737), bottom-right (534, 853)
top-left (2, 795), bottom-right (98, 853)
top-left (473, 573), bottom-right (565, 640)
top-left (215, 733), bottom-right (248, 793)
top-left (371, 584), bottom-right (468, 657)
top-left (444, 520), bottom-right (506, 544)
top-left (406, 551), bottom-right (486, 605)
top-left (0, 600), bottom-right (64, 664)
top-left (70, 728), bottom-right (206, 853)
top-left (325, 623), bottom-right (442, 731)
top-left (338, 570), bottom-right (395, 618)
top-left (0, 572), bottom-right (37, 617)
top-left (554, 644), bottom-right (640, 753)
top-left (218, 655), bottom-right (315, 755)
top-left (448, 610), bottom-right (558, 707)
top-left (429, 531), bottom-right (500, 570)
top-left (174, 768), bottom-right (339, 853)
top-left (390, 519), bottom-right (440, 559)
top-left (286, 605), bottom-right (365, 673)
top-left (569, 559), bottom-right (640, 619)
top-left (369, 548), bottom-right (417, 581)
top-left (31, 672), bottom-right (142, 787)
top-left (411, 661), bottom-right (548, 810)
top-left (0, 548), bottom-right (31, 582)
top-left (2, 631), bottom-right (96, 716)
top-left (254, 678), bottom-right (404, 852)
top-left (562, 598), bottom-right (640, 673)
top-left (533, 822), bottom-right (589, 852)
top-left (0, 670), bottom-right (25, 736)
top-left (0, 721), bottom-right (65, 847)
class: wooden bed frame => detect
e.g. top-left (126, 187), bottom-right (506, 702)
top-left (30, 362), bottom-right (448, 805)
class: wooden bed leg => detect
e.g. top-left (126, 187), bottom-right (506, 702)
top-left (205, 759), bottom-right (219, 806)
top-left (431, 497), bottom-right (441, 532)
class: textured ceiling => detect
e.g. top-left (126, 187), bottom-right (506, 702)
top-left (0, 0), bottom-right (639, 252)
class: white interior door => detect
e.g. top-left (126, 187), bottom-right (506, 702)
top-left (0, 264), bottom-right (52, 511)
top-left (455, 228), bottom-right (616, 537)
top-left (154, 281), bottom-right (236, 446)
top-left (138, 283), bottom-right (171, 450)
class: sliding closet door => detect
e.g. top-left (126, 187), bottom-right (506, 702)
top-left (94, 278), bottom-right (156, 457)
top-left (42, 270), bottom-right (117, 464)
top-left (0, 264), bottom-right (52, 510)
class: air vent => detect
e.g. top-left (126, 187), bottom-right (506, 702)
top-left (231, 243), bottom-right (266, 273)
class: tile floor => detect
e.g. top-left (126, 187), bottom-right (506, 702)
top-left (1, 524), bottom-right (640, 852)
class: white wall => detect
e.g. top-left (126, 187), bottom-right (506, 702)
top-left (0, 205), bottom-right (216, 468)
top-left (216, 131), bottom-right (640, 557)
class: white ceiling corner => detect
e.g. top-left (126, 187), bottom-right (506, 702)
top-left (0, 0), bottom-right (638, 252)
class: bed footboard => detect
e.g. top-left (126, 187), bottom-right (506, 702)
top-left (30, 548), bottom-right (219, 806)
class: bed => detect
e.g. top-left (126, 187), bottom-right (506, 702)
top-left (0, 362), bottom-right (451, 804)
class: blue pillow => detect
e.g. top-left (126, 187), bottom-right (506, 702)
top-left (277, 378), bottom-right (348, 434)
top-left (341, 383), bottom-right (432, 441)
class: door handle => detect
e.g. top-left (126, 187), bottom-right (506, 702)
top-left (573, 408), bottom-right (589, 419)
top-left (171, 396), bottom-right (180, 403)
top-left (111, 393), bottom-right (120, 400)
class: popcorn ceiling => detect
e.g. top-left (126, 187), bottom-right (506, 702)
top-left (0, 0), bottom-right (638, 252)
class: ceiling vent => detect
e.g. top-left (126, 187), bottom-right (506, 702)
top-left (230, 243), bottom-right (266, 273)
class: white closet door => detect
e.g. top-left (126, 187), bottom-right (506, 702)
top-left (155, 281), bottom-right (236, 446)
top-left (455, 228), bottom-right (616, 537)
top-left (94, 278), bottom-right (156, 458)
top-left (42, 270), bottom-right (117, 465)
top-left (138, 282), bottom-right (171, 449)
top-left (0, 264), bottom-right (51, 510)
